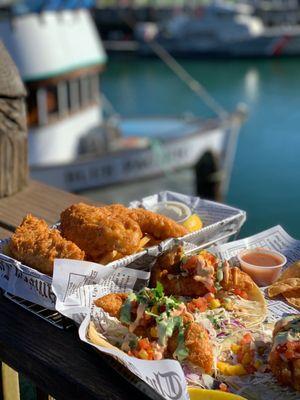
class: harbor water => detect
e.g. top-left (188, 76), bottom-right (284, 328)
top-left (83, 55), bottom-right (300, 239)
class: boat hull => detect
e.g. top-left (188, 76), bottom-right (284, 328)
top-left (138, 30), bottom-right (300, 58)
top-left (31, 119), bottom-right (237, 195)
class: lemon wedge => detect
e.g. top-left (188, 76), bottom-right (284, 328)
top-left (182, 214), bottom-right (203, 232)
top-left (188, 387), bottom-right (246, 400)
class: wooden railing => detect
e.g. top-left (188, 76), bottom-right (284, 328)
top-left (0, 180), bottom-right (149, 400)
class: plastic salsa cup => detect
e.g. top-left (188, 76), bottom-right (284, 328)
top-left (237, 247), bottom-right (287, 287)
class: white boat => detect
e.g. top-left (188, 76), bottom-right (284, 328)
top-left (0, 3), bottom-right (245, 199)
top-left (136, 1), bottom-right (300, 58)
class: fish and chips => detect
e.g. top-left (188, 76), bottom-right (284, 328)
top-left (7, 201), bottom-right (191, 273)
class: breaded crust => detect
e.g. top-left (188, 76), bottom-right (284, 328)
top-left (94, 293), bottom-right (128, 318)
top-left (168, 322), bottom-right (213, 374)
top-left (60, 203), bottom-right (143, 262)
top-left (9, 214), bottom-right (85, 275)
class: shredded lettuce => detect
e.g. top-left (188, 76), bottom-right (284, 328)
top-left (174, 324), bottom-right (189, 362)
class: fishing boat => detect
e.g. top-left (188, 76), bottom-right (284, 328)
top-left (136, 1), bottom-right (300, 58)
top-left (0, 1), bottom-right (245, 199)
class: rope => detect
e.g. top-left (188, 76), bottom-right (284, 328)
top-left (146, 41), bottom-right (228, 118)
top-left (118, 11), bottom-right (228, 118)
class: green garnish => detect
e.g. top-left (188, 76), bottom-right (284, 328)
top-left (129, 338), bottom-right (138, 349)
top-left (120, 292), bottom-right (137, 324)
top-left (216, 269), bottom-right (223, 282)
top-left (173, 323), bottom-right (189, 362)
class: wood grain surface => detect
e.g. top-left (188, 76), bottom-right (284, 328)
top-left (0, 182), bottom-right (153, 400)
top-left (0, 293), bottom-right (150, 400)
top-left (0, 180), bottom-right (100, 230)
top-left (0, 228), bottom-right (11, 240)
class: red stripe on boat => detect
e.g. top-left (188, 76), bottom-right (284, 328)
top-left (272, 35), bottom-right (292, 56)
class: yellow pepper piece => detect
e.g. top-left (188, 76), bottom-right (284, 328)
top-left (231, 343), bottom-right (241, 354)
top-left (182, 214), bottom-right (203, 232)
top-left (139, 349), bottom-right (149, 360)
top-left (254, 360), bottom-right (262, 369)
top-left (150, 326), bottom-right (158, 338)
top-left (209, 299), bottom-right (221, 309)
top-left (242, 352), bottom-right (252, 366)
top-left (217, 362), bottom-right (247, 376)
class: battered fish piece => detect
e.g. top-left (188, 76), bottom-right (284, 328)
top-left (269, 315), bottom-right (300, 391)
top-left (167, 322), bottom-right (213, 373)
top-left (9, 214), bottom-right (85, 275)
top-left (104, 204), bottom-right (188, 240)
top-left (60, 203), bottom-right (143, 262)
top-left (94, 293), bottom-right (128, 318)
top-left (129, 208), bottom-right (188, 240)
top-left (95, 285), bottom-right (214, 369)
top-left (151, 247), bottom-right (216, 296)
top-left (151, 247), bottom-right (256, 297)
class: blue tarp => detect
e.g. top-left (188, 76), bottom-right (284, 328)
top-left (12, 0), bottom-right (94, 14)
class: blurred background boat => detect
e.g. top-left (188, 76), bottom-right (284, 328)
top-left (136, 1), bottom-right (300, 58)
top-left (93, 0), bottom-right (300, 58)
top-left (0, 0), bottom-right (245, 199)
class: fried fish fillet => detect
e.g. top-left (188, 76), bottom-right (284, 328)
top-left (269, 315), bottom-right (300, 391)
top-left (60, 203), bottom-right (143, 262)
top-left (167, 321), bottom-right (213, 373)
top-left (106, 204), bottom-right (188, 240)
top-left (60, 203), bottom-right (187, 263)
top-left (95, 291), bottom-right (213, 372)
top-left (9, 214), bottom-right (85, 275)
top-left (94, 293), bottom-right (128, 318)
top-left (151, 246), bottom-right (256, 297)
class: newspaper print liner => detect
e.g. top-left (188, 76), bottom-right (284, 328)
top-left (0, 191), bottom-right (245, 309)
top-left (214, 225), bottom-right (300, 399)
top-left (53, 225), bottom-right (300, 400)
top-left (53, 262), bottom-right (189, 400)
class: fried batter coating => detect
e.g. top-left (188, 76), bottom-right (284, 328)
top-left (151, 248), bottom-right (257, 297)
top-left (9, 214), bottom-right (85, 275)
top-left (221, 266), bottom-right (255, 293)
top-left (155, 274), bottom-right (209, 297)
top-left (151, 246), bottom-right (211, 296)
top-left (168, 322), bottom-right (213, 373)
top-left (129, 208), bottom-right (188, 240)
top-left (269, 315), bottom-right (300, 391)
top-left (269, 348), bottom-right (300, 391)
top-left (150, 246), bottom-right (184, 289)
top-left (104, 204), bottom-right (188, 240)
top-left (60, 203), bottom-right (143, 262)
top-left (94, 293), bottom-right (128, 318)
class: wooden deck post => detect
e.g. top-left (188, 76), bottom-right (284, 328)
top-left (0, 41), bottom-right (28, 198)
top-left (1, 363), bottom-right (20, 400)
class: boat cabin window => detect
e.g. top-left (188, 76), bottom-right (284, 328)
top-left (26, 71), bottom-right (101, 128)
top-left (69, 79), bottom-right (80, 112)
top-left (27, 87), bottom-right (39, 126)
top-left (46, 85), bottom-right (59, 117)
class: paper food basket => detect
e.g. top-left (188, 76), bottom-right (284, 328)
top-left (0, 191), bottom-right (246, 310)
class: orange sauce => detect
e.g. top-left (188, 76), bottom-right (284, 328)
top-left (238, 248), bottom-right (286, 286)
top-left (241, 252), bottom-right (283, 267)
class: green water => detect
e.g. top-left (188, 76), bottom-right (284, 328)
top-left (96, 55), bottom-right (300, 239)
